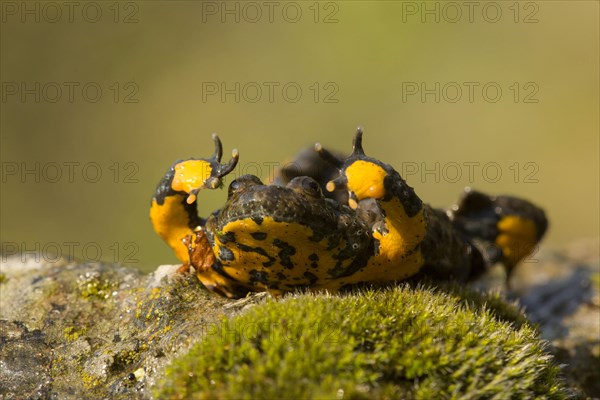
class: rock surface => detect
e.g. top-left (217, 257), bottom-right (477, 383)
top-left (0, 258), bottom-right (247, 399)
top-left (512, 239), bottom-right (600, 397)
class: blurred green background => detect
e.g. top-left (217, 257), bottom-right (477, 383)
top-left (1, 1), bottom-right (598, 272)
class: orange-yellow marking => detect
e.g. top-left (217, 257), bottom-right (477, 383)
top-left (496, 215), bottom-right (538, 266)
top-left (171, 160), bottom-right (213, 194)
top-left (150, 196), bottom-right (196, 262)
top-left (344, 197), bottom-right (426, 284)
top-left (215, 217), bottom-right (354, 290)
top-left (343, 161), bottom-right (426, 283)
top-left (345, 160), bottom-right (387, 200)
top-left (196, 269), bottom-right (250, 298)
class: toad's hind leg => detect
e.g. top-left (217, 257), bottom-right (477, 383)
top-left (449, 188), bottom-right (548, 282)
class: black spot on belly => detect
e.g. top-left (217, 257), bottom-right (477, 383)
top-left (273, 239), bottom-right (296, 270)
top-left (218, 246), bottom-right (235, 262)
top-left (251, 232), bottom-right (268, 241)
top-left (276, 272), bottom-right (287, 281)
top-left (252, 216), bottom-right (264, 225)
top-left (303, 271), bottom-right (318, 285)
top-left (236, 243), bottom-right (276, 267)
top-left (219, 231), bottom-right (236, 244)
top-left (249, 269), bottom-right (269, 285)
top-left (309, 253), bottom-right (319, 268)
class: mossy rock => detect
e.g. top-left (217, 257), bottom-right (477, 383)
top-left (157, 285), bottom-right (572, 399)
top-left (1, 255), bottom-right (583, 399)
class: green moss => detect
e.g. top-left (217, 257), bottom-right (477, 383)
top-left (76, 272), bottom-right (118, 301)
top-left (427, 281), bottom-right (529, 328)
top-left (63, 326), bottom-right (87, 341)
top-left (156, 285), bottom-right (570, 399)
top-left (110, 345), bottom-right (147, 373)
top-left (81, 371), bottom-right (102, 390)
